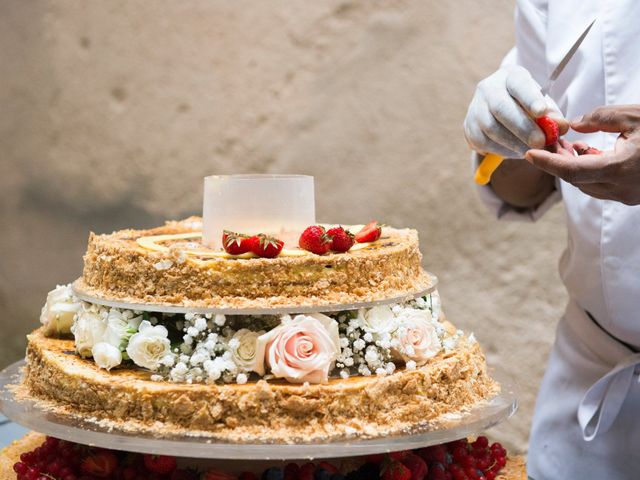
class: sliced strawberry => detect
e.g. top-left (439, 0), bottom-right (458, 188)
top-left (249, 234), bottom-right (284, 258)
top-left (299, 226), bottom-right (332, 255)
top-left (535, 115), bottom-right (559, 146)
top-left (327, 226), bottom-right (355, 253)
top-left (143, 453), bottom-right (177, 475)
top-left (355, 221), bottom-right (382, 243)
top-left (222, 230), bottom-right (252, 255)
top-left (80, 451), bottom-right (118, 478)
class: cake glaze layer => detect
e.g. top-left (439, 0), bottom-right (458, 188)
top-left (81, 218), bottom-right (432, 309)
top-left (23, 328), bottom-right (498, 443)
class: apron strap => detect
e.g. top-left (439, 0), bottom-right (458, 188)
top-left (578, 353), bottom-right (640, 441)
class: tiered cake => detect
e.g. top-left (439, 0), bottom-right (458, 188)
top-left (14, 175), bottom-right (499, 443)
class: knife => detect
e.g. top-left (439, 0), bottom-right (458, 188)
top-left (474, 18), bottom-right (596, 186)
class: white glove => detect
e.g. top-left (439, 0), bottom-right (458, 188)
top-left (463, 65), bottom-right (567, 158)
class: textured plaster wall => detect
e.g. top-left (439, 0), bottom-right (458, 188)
top-left (0, 1), bottom-right (567, 451)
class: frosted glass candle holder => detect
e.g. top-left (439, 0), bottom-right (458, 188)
top-left (202, 175), bottom-right (316, 249)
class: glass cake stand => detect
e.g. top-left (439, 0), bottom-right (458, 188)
top-left (71, 274), bottom-right (439, 316)
top-left (0, 360), bottom-right (517, 460)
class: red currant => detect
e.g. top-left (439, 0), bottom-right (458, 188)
top-left (472, 437), bottom-right (489, 449)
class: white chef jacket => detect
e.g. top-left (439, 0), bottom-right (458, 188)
top-left (474, 1), bottom-right (640, 479)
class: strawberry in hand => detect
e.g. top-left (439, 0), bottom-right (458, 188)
top-left (355, 221), bottom-right (382, 243)
top-left (299, 226), bottom-right (332, 255)
top-left (222, 230), bottom-right (252, 255)
top-left (327, 226), bottom-right (354, 253)
top-left (535, 115), bottom-right (559, 146)
top-left (249, 234), bottom-right (284, 258)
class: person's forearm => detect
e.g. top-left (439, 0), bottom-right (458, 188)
top-left (489, 158), bottom-right (556, 208)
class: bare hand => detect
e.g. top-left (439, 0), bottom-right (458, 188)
top-left (524, 105), bottom-right (640, 205)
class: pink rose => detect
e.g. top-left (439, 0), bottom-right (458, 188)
top-left (256, 313), bottom-right (340, 384)
top-left (393, 309), bottom-right (442, 365)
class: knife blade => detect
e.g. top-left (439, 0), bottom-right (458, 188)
top-left (474, 18), bottom-right (597, 186)
top-left (542, 18), bottom-right (596, 95)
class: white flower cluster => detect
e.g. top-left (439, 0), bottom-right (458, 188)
top-left (163, 312), bottom-right (254, 385)
top-left (334, 292), bottom-right (450, 379)
top-left (55, 286), bottom-right (465, 385)
top-left (71, 302), bottom-right (175, 372)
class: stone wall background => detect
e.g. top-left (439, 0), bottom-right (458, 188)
top-left (0, 0), bottom-right (567, 452)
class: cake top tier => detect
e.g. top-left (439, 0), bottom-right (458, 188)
top-left (79, 217), bottom-right (432, 311)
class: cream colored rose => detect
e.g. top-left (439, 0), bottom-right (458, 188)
top-left (255, 313), bottom-right (340, 384)
top-left (393, 308), bottom-right (441, 365)
top-left (126, 320), bottom-right (172, 371)
top-left (103, 309), bottom-right (140, 349)
top-left (71, 309), bottom-right (106, 358)
top-left (92, 342), bottom-right (122, 370)
top-left (362, 305), bottom-right (396, 335)
top-left (230, 328), bottom-right (265, 374)
top-left (40, 284), bottom-right (81, 337)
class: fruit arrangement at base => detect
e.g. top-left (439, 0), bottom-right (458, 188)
top-left (7, 435), bottom-right (518, 480)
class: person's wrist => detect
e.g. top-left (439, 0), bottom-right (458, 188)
top-left (490, 158), bottom-right (555, 208)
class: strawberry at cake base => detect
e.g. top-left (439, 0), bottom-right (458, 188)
top-left (80, 218), bottom-right (432, 309)
top-left (19, 328), bottom-right (498, 443)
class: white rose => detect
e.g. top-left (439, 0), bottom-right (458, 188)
top-left (126, 320), bottom-right (172, 371)
top-left (71, 308), bottom-right (106, 358)
top-left (92, 342), bottom-right (122, 370)
top-left (230, 329), bottom-right (265, 373)
top-left (393, 308), bottom-right (441, 365)
top-left (255, 313), bottom-right (340, 384)
top-left (40, 285), bottom-right (81, 336)
top-left (103, 309), bottom-right (141, 349)
top-left (362, 305), bottom-right (396, 335)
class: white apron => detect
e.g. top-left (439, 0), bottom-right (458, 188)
top-left (528, 302), bottom-right (640, 479)
top-left (474, 1), bottom-right (640, 478)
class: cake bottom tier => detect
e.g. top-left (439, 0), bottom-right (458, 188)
top-left (0, 432), bottom-right (528, 479)
top-left (19, 328), bottom-right (498, 443)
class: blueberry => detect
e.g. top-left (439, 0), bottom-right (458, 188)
top-left (261, 467), bottom-right (283, 480)
top-left (314, 468), bottom-right (331, 480)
